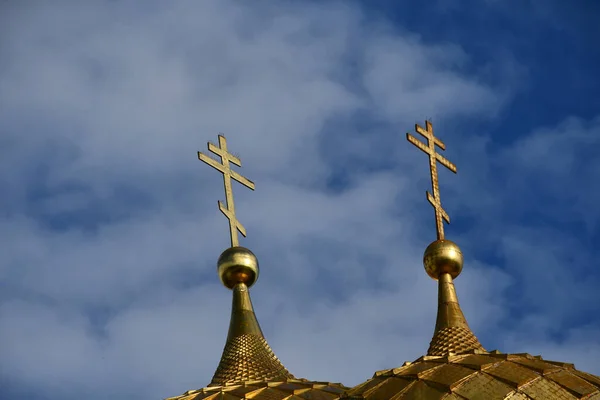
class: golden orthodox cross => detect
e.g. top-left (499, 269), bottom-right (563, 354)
top-left (198, 134), bottom-right (255, 247)
top-left (406, 121), bottom-right (457, 240)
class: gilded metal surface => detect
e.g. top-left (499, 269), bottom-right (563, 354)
top-left (427, 272), bottom-right (485, 356)
top-left (171, 137), bottom-right (349, 400)
top-left (224, 283), bottom-right (265, 342)
top-left (210, 283), bottom-right (293, 386)
top-left (173, 126), bottom-right (600, 400)
top-left (218, 247), bottom-right (260, 289)
top-left (210, 333), bottom-right (293, 385)
top-left (428, 326), bottom-right (484, 356)
top-left (423, 240), bottom-right (463, 280)
top-left (166, 379), bottom-right (348, 400)
top-left (343, 352), bottom-right (600, 399)
top-left (421, 239), bottom-right (484, 356)
top-left (406, 121), bottom-right (457, 240)
top-left (198, 134), bottom-right (255, 248)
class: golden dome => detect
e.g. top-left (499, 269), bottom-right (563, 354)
top-left (340, 121), bottom-right (600, 399)
top-left (165, 250), bottom-right (349, 399)
top-left (165, 134), bottom-right (349, 399)
top-left (344, 351), bottom-right (600, 399)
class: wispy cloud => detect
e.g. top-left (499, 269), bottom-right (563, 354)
top-left (0, 1), bottom-right (598, 399)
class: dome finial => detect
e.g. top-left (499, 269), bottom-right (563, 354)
top-left (198, 134), bottom-right (255, 248)
top-left (343, 120), bottom-right (600, 400)
top-left (423, 239), bottom-right (463, 280)
top-left (199, 134), bottom-right (260, 289)
top-left (197, 133), bottom-right (294, 386)
top-left (406, 120), bottom-right (457, 241)
top-left (407, 121), bottom-right (484, 355)
top-left (217, 246), bottom-right (259, 289)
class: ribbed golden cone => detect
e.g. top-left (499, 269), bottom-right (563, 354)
top-left (427, 272), bottom-right (485, 355)
top-left (209, 282), bottom-right (294, 385)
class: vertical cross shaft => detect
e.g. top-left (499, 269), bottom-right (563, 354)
top-left (407, 121), bottom-right (457, 240)
top-left (198, 134), bottom-right (255, 247)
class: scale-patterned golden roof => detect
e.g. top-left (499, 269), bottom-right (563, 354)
top-left (341, 121), bottom-right (600, 399)
top-left (167, 379), bottom-right (346, 400)
top-left (344, 351), bottom-right (600, 399)
top-left (209, 279), bottom-right (294, 386)
top-left (210, 333), bottom-right (291, 385)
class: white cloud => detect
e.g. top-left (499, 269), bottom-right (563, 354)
top-left (0, 1), bottom-right (598, 400)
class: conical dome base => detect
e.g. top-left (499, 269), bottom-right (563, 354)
top-left (209, 283), bottom-right (293, 386)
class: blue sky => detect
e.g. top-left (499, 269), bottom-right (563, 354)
top-left (0, 1), bottom-right (599, 399)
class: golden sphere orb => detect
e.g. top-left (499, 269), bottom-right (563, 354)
top-left (423, 239), bottom-right (463, 280)
top-left (217, 246), bottom-right (259, 289)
